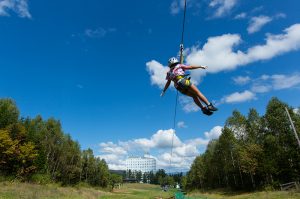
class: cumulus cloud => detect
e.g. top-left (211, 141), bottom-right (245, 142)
top-left (221, 73), bottom-right (300, 104)
top-left (179, 96), bottom-right (199, 113)
top-left (0, 0), bottom-right (31, 18)
top-left (247, 14), bottom-right (286, 34)
top-left (146, 24), bottom-right (300, 89)
top-left (233, 76), bottom-right (251, 85)
top-left (204, 126), bottom-right (223, 139)
top-left (221, 90), bottom-right (256, 104)
top-left (186, 24), bottom-right (300, 78)
top-left (177, 121), bottom-right (187, 128)
top-left (209, 0), bottom-right (238, 18)
top-left (146, 60), bottom-right (169, 89)
top-left (251, 73), bottom-right (300, 92)
top-left (247, 15), bottom-right (272, 34)
top-left (98, 126), bottom-right (222, 171)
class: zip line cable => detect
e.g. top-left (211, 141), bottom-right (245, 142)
top-left (169, 0), bottom-right (187, 173)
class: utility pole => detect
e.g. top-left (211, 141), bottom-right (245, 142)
top-left (285, 107), bottom-right (300, 149)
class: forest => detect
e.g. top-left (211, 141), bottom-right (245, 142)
top-left (0, 98), bottom-right (120, 188)
top-left (185, 97), bottom-right (300, 191)
top-left (1, 97), bottom-right (300, 193)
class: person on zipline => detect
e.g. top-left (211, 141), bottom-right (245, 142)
top-left (161, 57), bottom-right (218, 116)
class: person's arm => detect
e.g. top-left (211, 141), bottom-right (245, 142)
top-left (160, 80), bottom-right (171, 97)
top-left (182, 65), bottom-right (207, 70)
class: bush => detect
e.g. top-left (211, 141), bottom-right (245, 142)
top-left (0, 174), bottom-right (15, 182)
top-left (30, 173), bottom-right (52, 185)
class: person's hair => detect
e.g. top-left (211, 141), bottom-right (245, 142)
top-left (169, 62), bottom-right (179, 68)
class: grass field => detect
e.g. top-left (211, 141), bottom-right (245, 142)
top-left (187, 190), bottom-right (300, 199)
top-left (0, 182), bottom-right (299, 199)
top-left (0, 182), bottom-right (175, 199)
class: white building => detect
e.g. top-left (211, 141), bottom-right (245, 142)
top-left (125, 155), bottom-right (156, 173)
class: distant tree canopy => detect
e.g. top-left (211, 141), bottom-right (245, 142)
top-left (0, 98), bottom-right (116, 187)
top-left (186, 97), bottom-right (300, 191)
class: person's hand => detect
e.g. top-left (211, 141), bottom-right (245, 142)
top-left (201, 65), bottom-right (208, 69)
top-left (160, 91), bottom-right (165, 97)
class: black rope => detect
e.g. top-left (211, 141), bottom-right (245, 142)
top-left (181, 0), bottom-right (187, 46)
top-left (169, 90), bottom-right (179, 170)
top-left (169, 0), bottom-right (187, 173)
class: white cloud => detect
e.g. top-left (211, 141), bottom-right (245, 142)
top-left (209, 0), bottom-right (238, 18)
top-left (177, 121), bottom-right (187, 128)
top-left (98, 126), bottom-right (222, 171)
top-left (275, 13), bottom-right (286, 19)
top-left (85, 27), bottom-right (116, 38)
top-left (170, 0), bottom-right (180, 15)
top-left (152, 129), bottom-right (182, 148)
top-left (271, 74), bottom-right (300, 90)
top-left (98, 154), bottom-right (126, 170)
top-left (250, 73), bottom-right (300, 93)
top-left (99, 142), bottom-right (127, 156)
top-left (179, 96), bottom-right (199, 113)
top-left (146, 60), bottom-right (169, 89)
top-left (186, 24), bottom-right (300, 80)
top-left (170, 0), bottom-right (198, 15)
top-left (0, 0), bottom-right (31, 18)
top-left (247, 14), bottom-right (286, 34)
top-left (233, 76), bottom-right (251, 85)
top-left (204, 126), bottom-right (223, 139)
top-left (224, 73), bottom-right (300, 104)
top-left (147, 24), bottom-right (300, 90)
top-left (294, 108), bottom-right (299, 115)
top-left (234, 12), bottom-right (246, 19)
top-left (221, 90), bottom-right (256, 104)
top-left (247, 15), bottom-right (272, 34)
top-left (251, 84), bottom-right (271, 93)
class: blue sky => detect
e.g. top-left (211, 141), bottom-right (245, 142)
top-left (0, 0), bottom-right (300, 171)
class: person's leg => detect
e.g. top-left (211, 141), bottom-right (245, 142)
top-left (189, 84), bottom-right (210, 105)
top-left (188, 85), bottom-right (218, 111)
top-left (184, 90), bottom-right (213, 116)
top-left (192, 95), bottom-right (205, 109)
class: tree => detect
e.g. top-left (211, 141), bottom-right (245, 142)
top-left (109, 173), bottom-right (122, 191)
top-left (0, 99), bottom-right (19, 129)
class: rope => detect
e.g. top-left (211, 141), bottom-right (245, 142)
top-left (169, 0), bottom-right (187, 173)
top-left (169, 90), bottom-right (179, 170)
top-left (181, 0), bottom-right (187, 46)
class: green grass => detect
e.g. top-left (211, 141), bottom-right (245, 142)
top-left (0, 181), bottom-right (107, 199)
top-left (0, 182), bottom-right (175, 199)
top-left (1, 182), bottom-right (299, 199)
top-left (187, 189), bottom-right (300, 199)
top-left (101, 183), bottom-right (176, 199)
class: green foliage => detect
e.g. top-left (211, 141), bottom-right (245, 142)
top-left (109, 173), bottom-right (123, 190)
top-left (186, 97), bottom-right (300, 191)
top-left (0, 99), bottom-right (19, 129)
top-left (30, 173), bottom-right (52, 184)
top-left (0, 98), bottom-right (111, 188)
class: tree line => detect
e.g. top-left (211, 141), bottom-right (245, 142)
top-left (0, 98), bottom-right (120, 188)
top-left (125, 169), bottom-right (182, 186)
top-left (185, 97), bottom-right (300, 191)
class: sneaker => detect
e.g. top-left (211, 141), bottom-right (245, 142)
top-left (202, 107), bottom-right (213, 116)
top-left (207, 103), bottom-right (218, 111)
